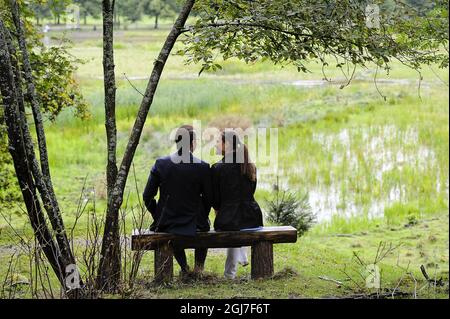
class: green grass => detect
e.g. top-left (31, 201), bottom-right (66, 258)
top-left (0, 28), bottom-right (448, 298)
top-left (2, 211), bottom-right (447, 299)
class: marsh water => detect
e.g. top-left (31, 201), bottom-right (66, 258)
top-left (258, 125), bottom-right (448, 223)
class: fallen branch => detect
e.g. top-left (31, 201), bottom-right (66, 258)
top-left (318, 276), bottom-right (343, 286)
top-left (420, 265), bottom-right (445, 287)
top-left (344, 290), bottom-right (411, 299)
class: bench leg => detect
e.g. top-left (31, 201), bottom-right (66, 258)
top-left (251, 241), bottom-right (274, 279)
top-left (154, 242), bottom-right (173, 284)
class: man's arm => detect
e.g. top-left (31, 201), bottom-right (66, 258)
top-left (143, 160), bottom-right (160, 215)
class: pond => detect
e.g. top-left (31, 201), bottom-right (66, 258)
top-left (258, 125), bottom-right (448, 223)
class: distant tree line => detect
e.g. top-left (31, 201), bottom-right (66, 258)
top-left (381, 0), bottom-right (439, 15)
top-left (31, 0), bottom-right (440, 28)
top-left (31, 0), bottom-right (180, 28)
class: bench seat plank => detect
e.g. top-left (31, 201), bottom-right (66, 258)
top-left (131, 226), bottom-right (297, 250)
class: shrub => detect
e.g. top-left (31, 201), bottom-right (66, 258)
top-left (265, 190), bottom-right (316, 236)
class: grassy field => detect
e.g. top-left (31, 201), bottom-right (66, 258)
top-left (0, 27), bottom-right (448, 298)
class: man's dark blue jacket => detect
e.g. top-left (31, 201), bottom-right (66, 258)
top-left (143, 152), bottom-right (212, 236)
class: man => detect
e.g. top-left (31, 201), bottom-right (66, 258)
top-left (143, 125), bottom-right (212, 275)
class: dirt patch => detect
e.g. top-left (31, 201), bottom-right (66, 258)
top-left (272, 267), bottom-right (298, 280)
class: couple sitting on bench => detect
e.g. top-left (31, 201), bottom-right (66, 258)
top-left (143, 125), bottom-right (263, 279)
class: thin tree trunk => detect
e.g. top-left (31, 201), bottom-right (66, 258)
top-left (154, 14), bottom-right (159, 29)
top-left (102, 0), bottom-right (118, 216)
top-left (0, 19), bottom-right (67, 288)
top-left (10, 0), bottom-right (75, 269)
top-left (97, 0), bottom-right (195, 290)
top-left (96, 0), bottom-right (119, 291)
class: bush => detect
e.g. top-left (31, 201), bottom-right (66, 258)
top-left (265, 190), bottom-right (316, 236)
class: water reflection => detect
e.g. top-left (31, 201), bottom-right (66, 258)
top-left (258, 125), bottom-right (447, 223)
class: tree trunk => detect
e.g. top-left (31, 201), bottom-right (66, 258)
top-left (102, 0), bottom-right (118, 224)
top-left (96, 0), bottom-right (119, 292)
top-left (10, 0), bottom-right (76, 270)
top-left (154, 14), bottom-right (159, 29)
top-left (84, 13), bottom-right (87, 25)
top-left (97, 0), bottom-right (195, 291)
top-left (0, 19), bottom-right (68, 289)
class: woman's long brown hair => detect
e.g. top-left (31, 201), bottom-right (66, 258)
top-left (222, 131), bottom-right (257, 182)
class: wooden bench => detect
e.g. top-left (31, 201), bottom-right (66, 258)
top-left (131, 226), bottom-right (298, 283)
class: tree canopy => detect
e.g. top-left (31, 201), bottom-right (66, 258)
top-left (181, 0), bottom-right (448, 76)
top-left (0, 0), bottom-right (89, 120)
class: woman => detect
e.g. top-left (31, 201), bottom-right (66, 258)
top-left (212, 130), bottom-right (264, 279)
